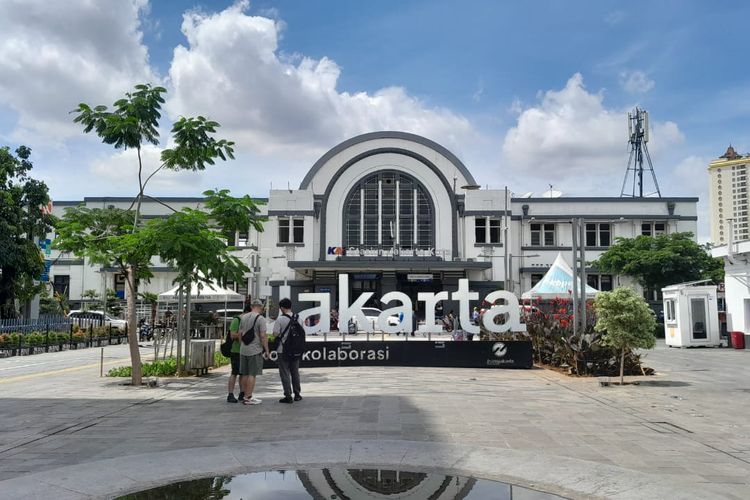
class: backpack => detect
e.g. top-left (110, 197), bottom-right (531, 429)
top-left (220, 316), bottom-right (242, 357)
top-left (281, 313), bottom-right (306, 360)
top-left (241, 315), bottom-right (261, 346)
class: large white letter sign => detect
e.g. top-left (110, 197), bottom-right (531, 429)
top-left (482, 290), bottom-right (527, 333)
top-left (338, 274), bottom-right (375, 333)
top-left (297, 292), bottom-right (331, 334)
top-left (418, 291), bottom-right (449, 334)
top-left (452, 279), bottom-right (479, 334)
top-left (378, 291), bottom-right (412, 333)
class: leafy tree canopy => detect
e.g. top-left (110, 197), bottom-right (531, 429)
top-left (592, 232), bottom-right (724, 291)
top-left (0, 146), bottom-right (54, 318)
top-left (54, 206), bottom-right (154, 281)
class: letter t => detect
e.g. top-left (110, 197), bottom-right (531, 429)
top-left (452, 279), bottom-right (479, 334)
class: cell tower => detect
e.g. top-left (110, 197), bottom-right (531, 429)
top-left (620, 107), bottom-right (661, 197)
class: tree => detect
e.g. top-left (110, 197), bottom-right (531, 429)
top-left (594, 287), bottom-right (656, 385)
top-left (592, 232), bottom-right (724, 293)
top-left (0, 146), bottom-right (55, 318)
top-left (65, 83), bottom-right (256, 386)
top-left (81, 289), bottom-right (101, 311)
top-left (139, 291), bottom-right (158, 330)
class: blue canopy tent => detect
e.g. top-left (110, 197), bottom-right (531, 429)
top-left (522, 253), bottom-right (600, 300)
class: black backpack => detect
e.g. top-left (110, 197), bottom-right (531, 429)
top-left (241, 315), bottom-right (261, 346)
top-left (281, 313), bottom-right (306, 360)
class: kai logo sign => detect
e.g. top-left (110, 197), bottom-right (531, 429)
top-left (295, 274), bottom-right (527, 335)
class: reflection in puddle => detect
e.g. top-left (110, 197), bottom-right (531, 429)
top-left (116, 468), bottom-right (566, 499)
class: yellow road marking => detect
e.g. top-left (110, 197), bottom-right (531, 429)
top-left (0, 354), bottom-right (154, 384)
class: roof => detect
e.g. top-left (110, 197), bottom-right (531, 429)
top-left (298, 131), bottom-right (477, 189)
top-left (521, 253), bottom-right (599, 299)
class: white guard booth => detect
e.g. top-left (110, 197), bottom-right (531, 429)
top-left (662, 281), bottom-right (721, 347)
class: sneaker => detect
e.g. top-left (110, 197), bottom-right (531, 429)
top-left (279, 396), bottom-right (294, 404)
top-left (294, 394), bottom-right (302, 402)
top-left (238, 392), bottom-right (245, 401)
top-left (227, 394), bottom-right (238, 403)
top-left (243, 398), bottom-right (262, 405)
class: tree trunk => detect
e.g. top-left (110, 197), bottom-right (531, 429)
top-left (126, 266), bottom-right (142, 386)
top-left (619, 346), bottom-right (626, 386)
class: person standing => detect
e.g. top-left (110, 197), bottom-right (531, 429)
top-left (273, 298), bottom-right (303, 404)
top-left (226, 304), bottom-right (249, 403)
top-left (239, 299), bottom-right (269, 406)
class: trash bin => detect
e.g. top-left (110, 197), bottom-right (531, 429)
top-left (730, 331), bottom-right (745, 350)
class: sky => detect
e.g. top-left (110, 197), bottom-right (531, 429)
top-left (1, 0), bottom-right (749, 241)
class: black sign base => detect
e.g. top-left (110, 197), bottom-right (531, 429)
top-left (265, 340), bottom-right (533, 369)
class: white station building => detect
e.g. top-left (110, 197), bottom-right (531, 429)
top-left (47, 132), bottom-right (698, 315)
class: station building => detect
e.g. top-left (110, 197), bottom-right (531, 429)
top-left (47, 132), bottom-right (698, 314)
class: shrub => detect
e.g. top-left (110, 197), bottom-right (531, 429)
top-left (214, 351), bottom-right (230, 367)
top-left (595, 287), bottom-right (657, 384)
top-left (107, 358), bottom-right (178, 378)
top-left (505, 297), bottom-right (653, 377)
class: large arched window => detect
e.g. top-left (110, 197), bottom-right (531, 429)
top-left (343, 171), bottom-right (434, 249)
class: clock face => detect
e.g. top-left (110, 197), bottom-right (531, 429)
top-left (492, 342), bottom-right (507, 358)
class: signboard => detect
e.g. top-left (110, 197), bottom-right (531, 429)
top-left (40, 260), bottom-right (51, 283)
top-left (407, 273), bottom-right (433, 283)
top-left (263, 340), bottom-right (533, 369)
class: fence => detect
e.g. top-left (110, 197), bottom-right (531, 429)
top-left (0, 317), bottom-right (128, 358)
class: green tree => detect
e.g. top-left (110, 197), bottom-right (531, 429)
top-left (139, 291), bottom-right (158, 329)
top-left (0, 146), bottom-right (55, 318)
top-left (81, 289), bottom-right (101, 311)
top-left (594, 287), bottom-right (657, 385)
top-left (106, 288), bottom-right (123, 317)
top-left (64, 83), bottom-right (257, 385)
top-left (592, 232), bottom-right (724, 293)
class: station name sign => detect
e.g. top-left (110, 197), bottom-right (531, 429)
top-left (295, 274), bottom-right (527, 334)
top-left (327, 246), bottom-right (437, 257)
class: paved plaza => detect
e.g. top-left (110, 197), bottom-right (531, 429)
top-left (0, 342), bottom-right (748, 499)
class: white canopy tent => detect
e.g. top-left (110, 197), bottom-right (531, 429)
top-left (522, 252), bottom-right (600, 300)
top-left (158, 281), bottom-right (243, 303)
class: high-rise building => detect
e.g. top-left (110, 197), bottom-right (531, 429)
top-left (709, 146), bottom-right (750, 244)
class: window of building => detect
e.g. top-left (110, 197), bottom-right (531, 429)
top-left (343, 171), bottom-right (433, 249)
top-left (664, 299), bottom-right (676, 324)
top-left (278, 218), bottom-right (304, 244)
top-left (530, 223), bottom-right (555, 246)
top-left (585, 223), bottom-right (611, 247)
top-left (52, 275), bottom-right (70, 298)
top-left (586, 274), bottom-right (613, 292)
top-left (641, 221), bottom-right (666, 237)
top-left (475, 217), bottom-right (502, 244)
top-left (530, 273), bottom-right (544, 287)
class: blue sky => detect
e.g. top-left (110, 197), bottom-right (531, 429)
top-left (1, 0), bottom-right (749, 240)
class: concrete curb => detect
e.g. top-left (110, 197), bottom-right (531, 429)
top-left (0, 439), bottom-right (714, 499)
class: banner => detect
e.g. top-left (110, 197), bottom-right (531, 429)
top-left (264, 340), bottom-right (533, 369)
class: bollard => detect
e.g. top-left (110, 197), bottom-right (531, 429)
top-left (69, 324), bottom-right (74, 350)
top-left (88, 324), bottom-right (93, 348)
top-left (45, 324), bottom-right (50, 353)
top-left (100, 347), bottom-right (104, 377)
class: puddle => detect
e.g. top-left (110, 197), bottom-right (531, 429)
top-left (116, 468), bottom-right (566, 499)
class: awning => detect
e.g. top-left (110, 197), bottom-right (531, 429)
top-left (521, 253), bottom-right (600, 299)
top-left (158, 281), bottom-right (244, 303)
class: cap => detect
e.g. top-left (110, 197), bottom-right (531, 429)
top-left (251, 299), bottom-right (263, 307)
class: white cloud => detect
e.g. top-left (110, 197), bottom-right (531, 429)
top-left (501, 73), bottom-right (682, 194)
top-left (604, 11), bottom-right (625, 25)
top-left (620, 70), bottom-right (655, 94)
top-left (165, 1), bottom-right (474, 160)
top-left (89, 145), bottom-right (204, 195)
top-left (0, 0), bottom-right (158, 144)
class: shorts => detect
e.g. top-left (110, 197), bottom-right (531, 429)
top-left (230, 352), bottom-right (240, 375)
top-left (239, 353), bottom-right (263, 376)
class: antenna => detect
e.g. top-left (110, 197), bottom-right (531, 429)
top-left (620, 107), bottom-right (661, 197)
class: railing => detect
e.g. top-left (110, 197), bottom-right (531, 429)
top-left (0, 318), bottom-right (128, 358)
